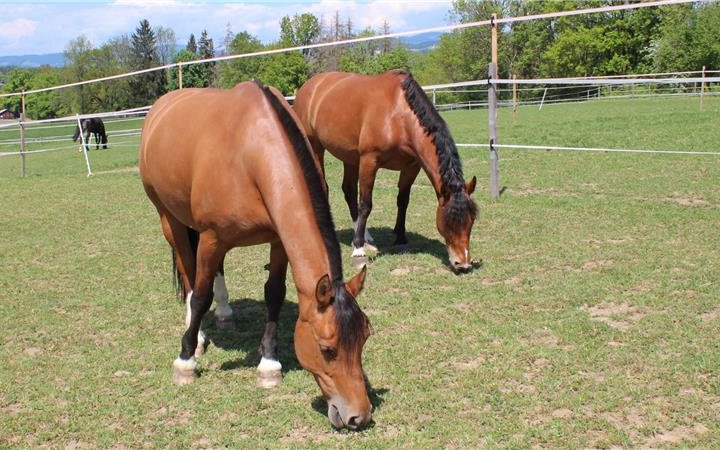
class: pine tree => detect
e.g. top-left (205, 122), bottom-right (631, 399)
top-left (186, 33), bottom-right (197, 54)
top-left (197, 30), bottom-right (215, 87)
top-left (129, 19), bottom-right (166, 105)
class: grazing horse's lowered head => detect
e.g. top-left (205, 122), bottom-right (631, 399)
top-left (294, 70), bottom-right (478, 274)
top-left (139, 81), bottom-right (373, 430)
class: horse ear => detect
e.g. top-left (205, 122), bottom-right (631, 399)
top-left (315, 274), bottom-right (333, 308)
top-left (466, 176), bottom-right (477, 195)
top-left (346, 264), bottom-right (367, 298)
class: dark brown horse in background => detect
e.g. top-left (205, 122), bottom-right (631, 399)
top-left (139, 81), bottom-right (372, 430)
top-left (72, 117), bottom-right (108, 150)
top-left (294, 70), bottom-right (477, 274)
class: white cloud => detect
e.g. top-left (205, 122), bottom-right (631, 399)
top-left (0, 18), bottom-right (39, 41)
top-left (0, 1), bottom-right (453, 56)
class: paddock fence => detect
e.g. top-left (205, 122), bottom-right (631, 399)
top-left (1, 0), bottom-right (717, 199)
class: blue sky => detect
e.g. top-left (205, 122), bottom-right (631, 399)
top-left (0, 1), bottom-right (454, 56)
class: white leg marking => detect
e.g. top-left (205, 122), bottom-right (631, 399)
top-left (213, 273), bottom-right (233, 320)
top-left (185, 290), bottom-right (205, 348)
top-left (257, 357), bottom-right (282, 372)
top-left (352, 245), bottom-right (366, 257)
top-left (173, 356), bottom-right (197, 371)
top-left (353, 219), bottom-right (375, 244)
top-left (184, 291), bottom-right (193, 328)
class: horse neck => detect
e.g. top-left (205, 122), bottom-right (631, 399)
top-left (259, 173), bottom-right (338, 300)
top-left (408, 125), bottom-right (450, 199)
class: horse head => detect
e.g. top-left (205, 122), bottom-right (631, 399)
top-left (436, 176), bottom-right (477, 274)
top-left (294, 266), bottom-right (372, 430)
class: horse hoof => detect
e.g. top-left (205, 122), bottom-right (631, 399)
top-left (257, 370), bottom-right (283, 389)
top-left (172, 358), bottom-right (197, 386)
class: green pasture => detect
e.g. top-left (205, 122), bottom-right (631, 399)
top-left (1, 96), bottom-right (719, 448)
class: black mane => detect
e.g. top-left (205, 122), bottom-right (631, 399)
top-left (400, 72), bottom-right (477, 230)
top-left (258, 81), bottom-right (368, 355)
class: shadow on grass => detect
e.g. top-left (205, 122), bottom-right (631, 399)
top-left (336, 227), bottom-right (447, 262)
top-left (337, 227), bottom-right (483, 274)
top-left (202, 297), bottom-right (302, 374)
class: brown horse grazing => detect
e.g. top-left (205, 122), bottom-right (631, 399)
top-left (139, 80), bottom-right (372, 430)
top-left (293, 70), bottom-right (478, 274)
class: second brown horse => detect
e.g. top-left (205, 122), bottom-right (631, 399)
top-left (294, 70), bottom-right (477, 274)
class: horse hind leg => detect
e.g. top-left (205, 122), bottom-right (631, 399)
top-left (257, 241), bottom-right (288, 388)
top-left (174, 230), bottom-right (225, 385)
top-left (393, 164), bottom-right (421, 252)
top-left (351, 158), bottom-right (379, 261)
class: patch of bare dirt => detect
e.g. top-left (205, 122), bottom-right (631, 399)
top-left (642, 423), bottom-right (708, 447)
top-left (581, 259), bottom-right (615, 271)
top-left (94, 166), bottom-right (139, 175)
top-left (452, 355), bottom-right (485, 370)
top-left (583, 302), bottom-right (646, 332)
top-left (390, 267), bottom-right (411, 276)
top-left (23, 347), bottom-right (42, 356)
top-left (700, 307), bottom-right (720, 322)
top-left (499, 380), bottom-right (536, 394)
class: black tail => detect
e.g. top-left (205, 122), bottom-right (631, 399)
top-left (172, 227), bottom-right (199, 302)
top-left (72, 125), bottom-right (80, 142)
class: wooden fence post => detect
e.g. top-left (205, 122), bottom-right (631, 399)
top-left (700, 65), bottom-right (706, 111)
top-left (178, 63), bottom-right (183, 89)
top-left (512, 74), bottom-right (517, 123)
top-left (19, 92), bottom-right (26, 178)
top-left (488, 13), bottom-right (500, 200)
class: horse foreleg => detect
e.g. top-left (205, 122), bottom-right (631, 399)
top-left (212, 256), bottom-right (233, 326)
top-left (352, 157), bottom-right (379, 259)
top-left (393, 164), bottom-right (421, 251)
top-left (173, 231), bottom-right (225, 386)
top-left (257, 241), bottom-right (288, 388)
top-left (83, 130), bottom-right (91, 151)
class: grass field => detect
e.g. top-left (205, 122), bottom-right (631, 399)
top-left (1, 96), bottom-right (719, 448)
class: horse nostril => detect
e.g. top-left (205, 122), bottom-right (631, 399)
top-left (346, 415), bottom-right (363, 430)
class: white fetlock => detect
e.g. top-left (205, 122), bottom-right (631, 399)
top-left (172, 357), bottom-right (197, 386)
top-left (353, 219), bottom-right (376, 246)
top-left (213, 274), bottom-right (233, 323)
top-left (257, 357), bottom-right (282, 388)
top-left (352, 245), bottom-right (366, 258)
top-left (195, 331), bottom-right (206, 357)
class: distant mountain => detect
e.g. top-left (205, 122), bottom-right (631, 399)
top-left (0, 53), bottom-right (64, 68)
top-left (400, 32), bottom-right (443, 52)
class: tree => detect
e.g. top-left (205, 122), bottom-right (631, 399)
top-left (64, 35), bottom-right (94, 113)
top-left (280, 13), bottom-right (321, 53)
top-left (650, 3), bottom-right (720, 72)
top-left (186, 33), bottom-right (197, 54)
top-left (155, 25), bottom-right (177, 66)
top-left (218, 31), bottom-right (264, 88)
top-left (129, 19), bottom-right (166, 106)
top-left (197, 29), bottom-right (216, 87)
top-left (166, 50), bottom-right (204, 90)
top-left (0, 68), bottom-right (32, 115)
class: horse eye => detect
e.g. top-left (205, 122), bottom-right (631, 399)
top-left (320, 346), bottom-right (337, 361)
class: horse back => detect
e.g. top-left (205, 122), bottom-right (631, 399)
top-left (294, 71), bottom-right (415, 160)
top-left (140, 84), bottom-right (287, 241)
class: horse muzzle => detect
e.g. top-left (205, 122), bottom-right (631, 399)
top-left (328, 402), bottom-right (372, 431)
